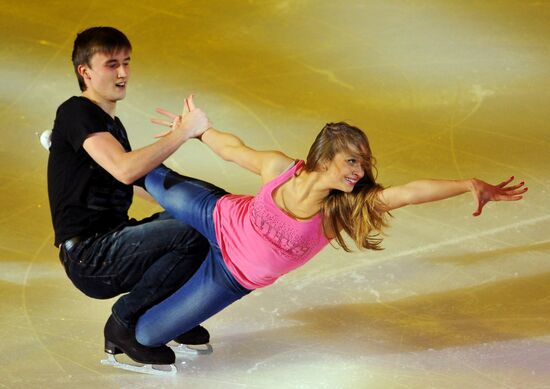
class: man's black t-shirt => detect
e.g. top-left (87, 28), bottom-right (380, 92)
top-left (48, 96), bottom-right (133, 246)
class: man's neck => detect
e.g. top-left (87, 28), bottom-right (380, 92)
top-left (81, 91), bottom-right (117, 118)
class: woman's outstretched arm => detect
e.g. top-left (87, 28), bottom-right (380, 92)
top-left (151, 99), bottom-right (294, 183)
top-left (199, 128), bottom-right (293, 182)
top-left (377, 176), bottom-right (527, 216)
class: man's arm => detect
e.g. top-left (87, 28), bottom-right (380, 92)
top-left (83, 97), bottom-right (209, 185)
top-left (377, 177), bottom-right (527, 216)
top-left (84, 128), bottom-right (187, 185)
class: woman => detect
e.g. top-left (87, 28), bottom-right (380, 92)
top-left (134, 99), bottom-right (527, 348)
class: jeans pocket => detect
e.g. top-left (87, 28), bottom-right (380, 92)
top-left (62, 241), bottom-right (121, 299)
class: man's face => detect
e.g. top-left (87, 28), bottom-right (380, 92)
top-left (82, 49), bottom-right (131, 104)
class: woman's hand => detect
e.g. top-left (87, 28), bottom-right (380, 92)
top-left (471, 176), bottom-right (527, 217)
top-left (151, 95), bottom-right (211, 140)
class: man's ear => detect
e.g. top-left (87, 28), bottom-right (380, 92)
top-left (77, 64), bottom-right (91, 80)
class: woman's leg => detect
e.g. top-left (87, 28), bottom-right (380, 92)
top-left (144, 166), bottom-right (228, 241)
top-left (135, 247), bottom-right (251, 347)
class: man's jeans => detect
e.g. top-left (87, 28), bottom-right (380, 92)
top-left (59, 212), bottom-right (209, 328)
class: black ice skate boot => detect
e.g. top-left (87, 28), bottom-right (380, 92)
top-left (172, 325), bottom-right (213, 355)
top-left (174, 325), bottom-right (210, 345)
top-left (102, 314), bottom-right (176, 375)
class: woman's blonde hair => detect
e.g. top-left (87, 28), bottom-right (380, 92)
top-left (305, 122), bottom-right (388, 251)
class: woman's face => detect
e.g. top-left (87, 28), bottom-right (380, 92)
top-left (323, 151), bottom-right (365, 192)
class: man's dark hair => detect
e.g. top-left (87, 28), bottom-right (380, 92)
top-left (71, 27), bottom-right (132, 92)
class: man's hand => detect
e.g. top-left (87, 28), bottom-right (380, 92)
top-left (151, 95), bottom-right (211, 141)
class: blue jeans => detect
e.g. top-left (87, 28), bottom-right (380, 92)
top-left (135, 166), bottom-right (252, 347)
top-left (59, 211), bottom-right (209, 328)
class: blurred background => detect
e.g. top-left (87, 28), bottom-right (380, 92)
top-left (1, 1), bottom-right (549, 388)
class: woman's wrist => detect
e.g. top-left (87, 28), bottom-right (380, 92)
top-left (466, 178), bottom-right (478, 193)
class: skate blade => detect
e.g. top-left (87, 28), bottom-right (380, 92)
top-left (171, 343), bottom-right (213, 355)
top-left (100, 353), bottom-right (177, 376)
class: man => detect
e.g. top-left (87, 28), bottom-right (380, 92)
top-left (47, 26), bottom-right (209, 369)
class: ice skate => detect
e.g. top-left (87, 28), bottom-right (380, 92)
top-left (100, 353), bottom-right (178, 376)
top-left (101, 315), bottom-right (177, 376)
top-left (171, 325), bottom-right (213, 355)
top-left (39, 129), bottom-right (52, 151)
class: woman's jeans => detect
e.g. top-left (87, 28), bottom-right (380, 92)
top-left (135, 166), bottom-right (252, 347)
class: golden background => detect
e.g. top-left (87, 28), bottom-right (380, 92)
top-left (0, 1), bottom-right (549, 388)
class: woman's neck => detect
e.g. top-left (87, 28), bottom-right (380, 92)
top-left (292, 170), bottom-right (330, 202)
top-left (279, 170), bottom-right (331, 218)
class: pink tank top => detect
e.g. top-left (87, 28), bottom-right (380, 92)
top-left (213, 160), bottom-right (330, 289)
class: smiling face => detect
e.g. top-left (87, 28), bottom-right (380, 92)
top-left (79, 49), bottom-right (131, 107)
top-left (305, 122), bottom-right (377, 193)
top-left (323, 151), bottom-right (366, 192)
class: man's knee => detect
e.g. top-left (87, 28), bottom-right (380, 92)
top-left (192, 233), bottom-right (209, 257)
top-left (174, 225), bottom-right (209, 256)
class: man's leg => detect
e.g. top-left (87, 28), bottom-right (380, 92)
top-left (69, 213), bottom-right (209, 326)
top-left (60, 213), bottom-right (208, 363)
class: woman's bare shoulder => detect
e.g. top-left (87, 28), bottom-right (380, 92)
top-left (261, 152), bottom-right (295, 183)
